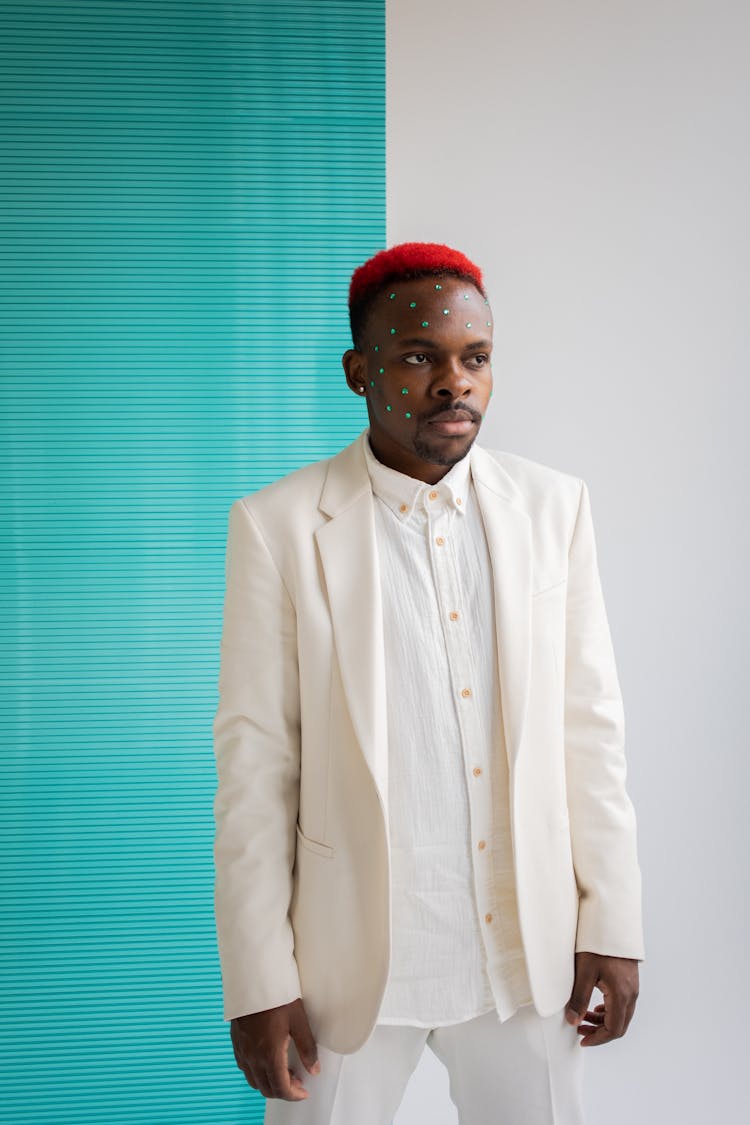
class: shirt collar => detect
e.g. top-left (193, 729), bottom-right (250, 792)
top-left (362, 430), bottom-right (472, 522)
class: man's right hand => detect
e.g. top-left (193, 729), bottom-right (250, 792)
top-left (230, 997), bottom-right (320, 1101)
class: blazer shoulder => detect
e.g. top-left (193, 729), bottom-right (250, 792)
top-left (481, 446), bottom-right (583, 508)
top-left (232, 456), bottom-right (331, 525)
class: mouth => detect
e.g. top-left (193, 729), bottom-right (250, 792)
top-left (426, 410), bottom-right (477, 437)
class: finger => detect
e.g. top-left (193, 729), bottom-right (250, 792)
top-left (566, 958), bottom-right (599, 1025)
top-left (290, 1003), bottom-right (321, 1075)
top-left (601, 982), bottom-right (629, 1040)
top-left (576, 1009), bottom-right (605, 1032)
top-left (579, 1025), bottom-right (616, 1047)
top-left (622, 995), bottom-right (638, 1036)
top-left (267, 1050), bottom-right (308, 1102)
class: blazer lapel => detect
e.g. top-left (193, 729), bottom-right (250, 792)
top-left (471, 445), bottom-right (533, 769)
top-left (315, 433), bottom-right (389, 812)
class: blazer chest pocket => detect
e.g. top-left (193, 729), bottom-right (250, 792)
top-left (296, 822), bottom-right (334, 860)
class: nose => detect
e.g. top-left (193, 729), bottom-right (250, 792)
top-left (432, 357), bottom-right (472, 398)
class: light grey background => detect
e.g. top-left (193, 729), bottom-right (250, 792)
top-left (387, 1), bottom-right (749, 1121)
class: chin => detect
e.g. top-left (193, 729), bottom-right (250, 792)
top-left (413, 431), bottom-right (478, 467)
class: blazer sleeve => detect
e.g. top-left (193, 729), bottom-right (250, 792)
top-left (212, 497), bottom-right (303, 1020)
top-left (564, 479), bottom-right (645, 960)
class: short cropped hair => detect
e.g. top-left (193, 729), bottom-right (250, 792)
top-left (348, 241), bottom-right (485, 348)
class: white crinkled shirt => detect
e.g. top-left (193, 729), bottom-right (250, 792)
top-left (363, 432), bottom-right (533, 1027)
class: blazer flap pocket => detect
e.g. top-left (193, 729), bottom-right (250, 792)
top-left (296, 822), bottom-right (334, 859)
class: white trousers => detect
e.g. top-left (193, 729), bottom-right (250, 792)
top-left (263, 1005), bottom-right (585, 1125)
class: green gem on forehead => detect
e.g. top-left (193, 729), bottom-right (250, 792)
top-left (386, 404), bottom-right (392, 411)
top-left (390, 327), bottom-right (396, 334)
top-left (486, 321), bottom-right (491, 326)
top-left (421, 321), bottom-right (429, 327)
top-left (370, 380), bottom-right (375, 387)
top-left (401, 387), bottom-right (408, 394)
top-left (435, 284), bottom-right (442, 290)
top-left (405, 412), bottom-right (412, 419)
top-left (374, 344), bottom-right (379, 351)
top-left (379, 367), bottom-right (385, 374)
top-left (466, 322), bottom-right (472, 328)
top-left (443, 309), bottom-right (450, 315)
top-left (389, 293), bottom-right (396, 299)
top-left (409, 301), bottom-right (417, 308)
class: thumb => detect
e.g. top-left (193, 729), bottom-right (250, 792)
top-left (566, 954), bottom-right (598, 1025)
top-left (290, 999), bottom-right (320, 1075)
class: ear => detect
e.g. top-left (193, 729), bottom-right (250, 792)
top-left (342, 348), bottom-right (367, 396)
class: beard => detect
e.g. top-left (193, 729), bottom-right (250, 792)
top-left (412, 405), bottom-right (483, 466)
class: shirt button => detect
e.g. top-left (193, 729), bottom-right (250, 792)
top-left (461, 687), bottom-right (472, 698)
top-left (478, 840), bottom-right (487, 851)
top-left (399, 503), bottom-right (408, 513)
top-left (435, 536), bottom-right (445, 546)
top-left (472, 766), bottom-right (482, 777)
top-left (449, 611), bottom-right (459, 621)
top-left (485, 913), bottom-right (493, 924)
top-left (429, 490), bottom-right (438, 500)
top-left (456, 497), bottom-right (462, 505)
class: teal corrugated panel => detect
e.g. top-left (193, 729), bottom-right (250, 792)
top-left (0, 1), bottom-right (384, 1121)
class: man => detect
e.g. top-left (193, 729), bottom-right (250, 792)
top-left (212, 242), bottom-right (644, 1124)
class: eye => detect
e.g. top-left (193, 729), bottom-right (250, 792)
top-left (469, 353), bottom-right (490, 367)
top-left (403, 353), bottom-right (430, 365)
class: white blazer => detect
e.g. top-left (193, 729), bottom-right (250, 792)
top-left (212, 430), bottom-right (644, 1054)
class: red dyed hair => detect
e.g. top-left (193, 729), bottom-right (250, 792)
top-left (348, 241), bottom-right (485, 346)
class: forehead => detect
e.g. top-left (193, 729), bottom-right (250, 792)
top-left (365, 276), bottom-right (491, 341)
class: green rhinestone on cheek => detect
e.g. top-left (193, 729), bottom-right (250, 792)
top-left (421, 321), bottom-right (429, 327)
top-left (386, 404), bottom-right (392, 411)
top-left (405, 412), bottom-right (412, 419)
top-left (443, 309), bottom-right (450, 315)
top-left (389, 293), bottom-right (396, 299)
top-left (435, 284), bottom-right (442, 290)
top-left (401, 387), bottom-right (408, 394)
top-left (374, 345), bottom-right (379, 351)
top-left (466, 322), bottom-right (472, 328)
top-left (390, 328), bottom-right (396, 334)
top-left (370, 380), bottom-right (375, 387)
top-left (379, 367), bottom-right (384, 374)
top-left (409, 301), bottom-right (417, 308)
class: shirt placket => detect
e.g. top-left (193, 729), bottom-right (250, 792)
top-left (425, 493), bottom-right (498, 966)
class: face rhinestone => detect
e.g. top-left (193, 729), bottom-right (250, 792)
top-left (390, 327), bottom-right (396, 334)
top-left (370, 380), bottom-right (375, 387)
top-left (379, 367), bottom-right (385, 374)
top-left (389, 292), bottom-right (396, 299)
top-left (409, 301), bottom-right (416, 308)
top-left (374, 345), bottom-right (379, 351)
top-left (486, 321), bottom-right (491, 326)
top-left (401, 387), bottom-right (408, 394)
top-left (405, 412), bottom-right (412, 418)
top-left (463, 294), bottom-right (469, 300)
top-left (421, 321), bottom-right (429, 327)
top-left (386, 404), bottom-right (392, 411)
top-left (435, 283), bottom-right (442, 290)
top-left (443, 308), bottom-right (450, 315)
top-left (466, 322), bottom-right (472, 328)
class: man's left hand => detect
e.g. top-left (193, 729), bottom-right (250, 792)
top-left (565, 952), bottom-right (639, 1046)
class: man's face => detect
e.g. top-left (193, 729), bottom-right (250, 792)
top-left (343, 276), bottom-right (493, 483)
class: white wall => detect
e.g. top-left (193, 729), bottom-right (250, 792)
top-left (387, 2), bottom-right (749, 1122)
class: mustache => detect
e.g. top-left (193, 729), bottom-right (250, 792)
top-left (419, 401), bottom-right (484, 425)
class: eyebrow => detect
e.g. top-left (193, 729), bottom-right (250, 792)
top-left (397, 337), bottom-right (492, 350)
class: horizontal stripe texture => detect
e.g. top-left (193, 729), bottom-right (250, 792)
top-left (0, 2), bottom-right (384, 1121)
